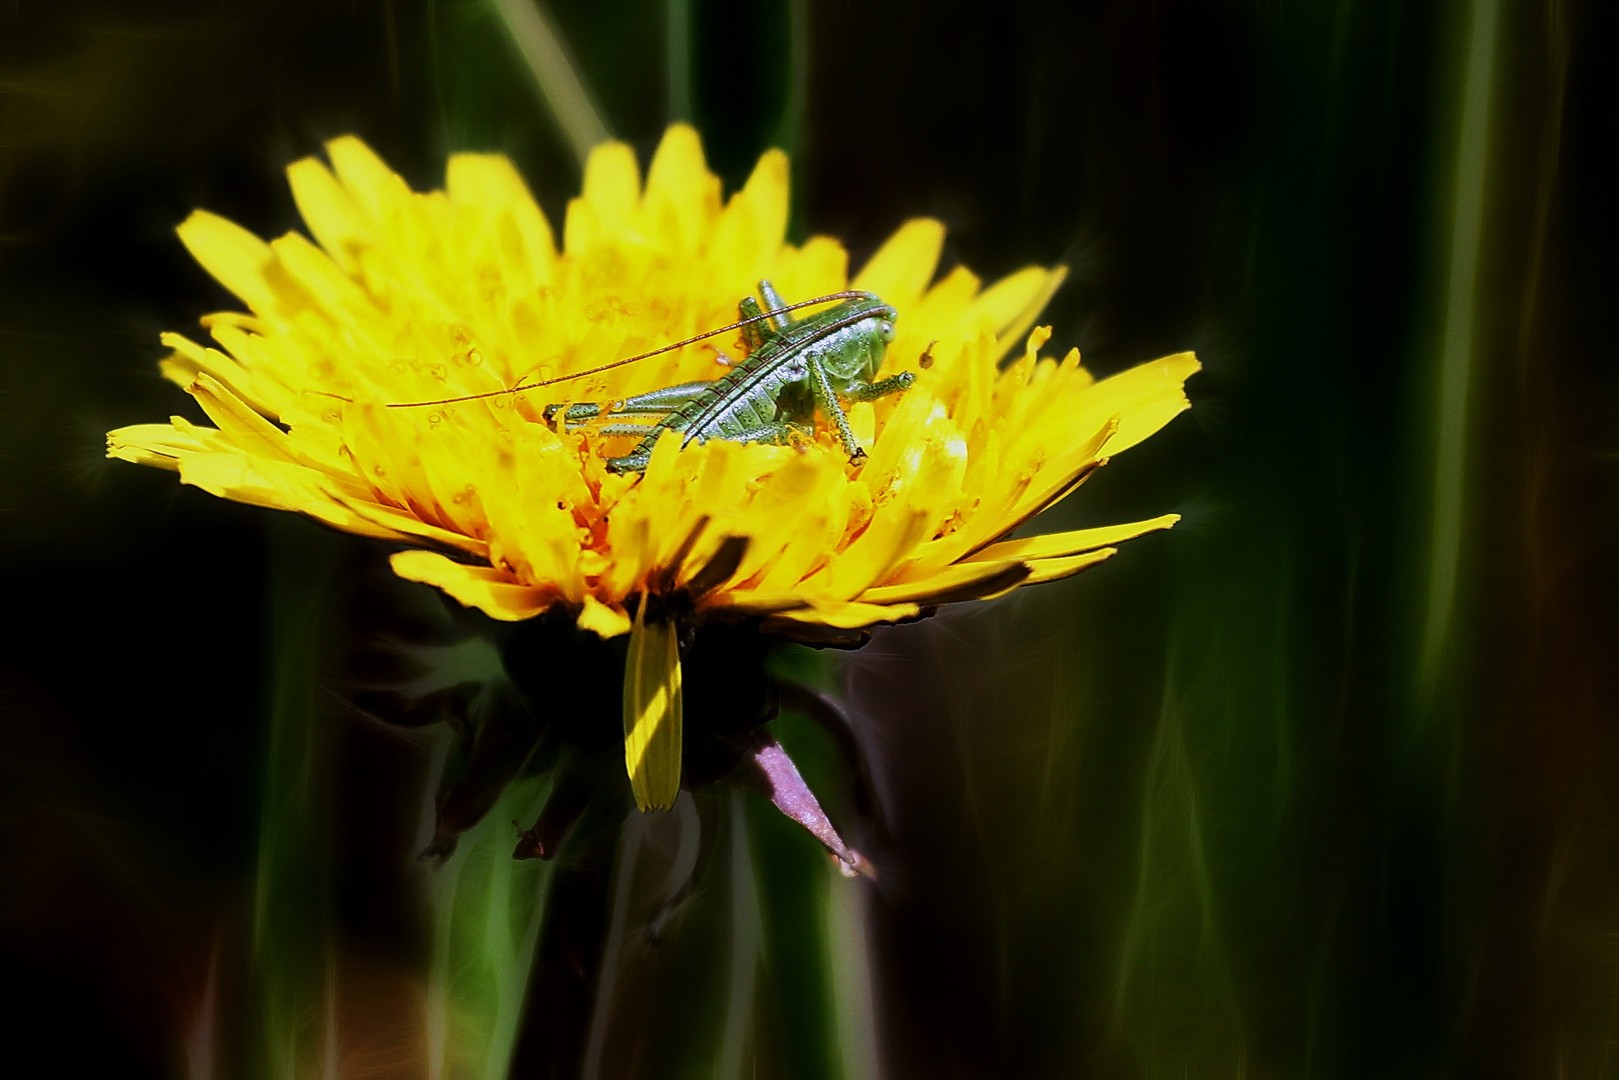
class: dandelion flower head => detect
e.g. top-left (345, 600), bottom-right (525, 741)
top-left (108, 125), bottom-right (1197, 811)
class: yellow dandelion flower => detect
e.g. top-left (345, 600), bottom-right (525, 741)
top-left (108, 125), bottom-right (1198, 819)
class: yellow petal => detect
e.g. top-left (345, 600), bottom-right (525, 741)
top-left (286, 156), bottom-right (364, 271)
top-left (325, 135), bottom-right (413, 226)
top-left (269, 232), bottom-right (373, 320)
top-left (765, 600), bottom-right (924, 632)
top-left (565, 140), bottom-right (641, 253)
top-left (577, 595), bottom-right (632, 638)
top-left (1086, 352), bottom-right (1201, 457)
top-left (623, 604), bottom-right (683, 812)
top-left (815, 506), bottom-right (932, 603)
top-left (966, 513), bottom-right (1180, 563)
top-left (158, 332), bottom-right (267, 413)
top-left (106, 421), bottom-right (199, 469)
top-left (907, 265), bottom-right (980, 349)
top-left (972, 265), bottom-right (1068, 360)
top-left (322, 486), bottom-right (491, 556)
top-left (852, 218), bottom-right (945, 309)
top-left (641, 123), bottom-right (719, 256)
top-left (860, 559), bottom-right (1030, 607)
top-left (186, 373), bottom-right (297, 465)
top-left (445, 151), bottom-right (557, 281)
top-left (148, 435), bottom-right (422, 546)
top-left (170, 452), bottom-right (300, 509)
top-left (389, 550), bottom-right (552, 620)
top-left (710, 146), bottom-right (790, 281)
top-left (984, 418), bottom-right (1117, 547)
top-left (181, 457), bottom-right (418, 543)
top-left (176, 211), bottom-right (280, 314)
top-left (771, 235), bottom-right (850, 304)
top-left (1021, 548), bottom-right (1117, 585)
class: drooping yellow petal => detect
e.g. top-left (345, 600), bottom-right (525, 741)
top-left (322, 485), bottom-right (491, 556)
top-left (764, 599), bottom-right (925, 632)
top-left (623, 603), bottom-right (683, 812)
top-left (577, 595), bottom-right (633, 638)
top-left (390, 550), bottom-right (553, 621)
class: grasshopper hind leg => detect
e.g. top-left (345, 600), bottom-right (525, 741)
top-left (757, 282), bottom-right (792, 330)
top-left (737, 282), bottom-right (794, 353)
top-left (543, 380), bottom-right (714, 428)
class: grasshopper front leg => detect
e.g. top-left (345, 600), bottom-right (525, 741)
top-left (843, 371), bottom-right (916, 402)
top-left (805, 352), bottom-right (871, 464)
top-left (804, 356), bottom-right (917, 464)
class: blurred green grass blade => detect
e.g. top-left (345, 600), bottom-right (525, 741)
top-left (1109, 651), bottom-right (1244, 1075)
top-left (490, 0), bottom-right (611, 164)
top-left (715, 789), bottom-right (763, 1078)
top-left (824, 862), bottom-right (880, 1079)
top-left (254, 519), bottom-right (553, 1080)
top-left (752, 788), bottom-right (838, 1079)
top-left (580, 797), bottom-right (736, 1079)
top-left (773, 662), bottom-right (879, 1077)
top-left (253, 522), bottom-right (341, 1080)
top-left (426, 775), bottom-right (554, 1080)
top-left (774, 0), bottom-right (808, 155)
top-left (752, 704), bottom-right (874, 1079)
top-left (1420, 0), bottom-right (1500, 698)
top-left (579, 810), bottom-right (652, 1080)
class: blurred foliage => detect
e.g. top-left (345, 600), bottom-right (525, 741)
top-left (2, 0), bottom-right (1615, 1077)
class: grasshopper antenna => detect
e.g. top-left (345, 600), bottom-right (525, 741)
top-left (387, 291), bottom-right (875, 409)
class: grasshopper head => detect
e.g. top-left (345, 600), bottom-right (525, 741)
top-left (824, 301), bottom-right (898, 384)
top-left (864, 304), bottom-right (898, 378)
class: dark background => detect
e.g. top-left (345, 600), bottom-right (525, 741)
top-left (2, 1), bottom-right (1615, 1076)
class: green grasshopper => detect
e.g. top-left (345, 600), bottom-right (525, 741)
top-left (391, 283), bottom-right (916, 473)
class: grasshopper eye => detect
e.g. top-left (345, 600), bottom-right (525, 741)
top-left (878, 320), bottom-right (895, 343)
